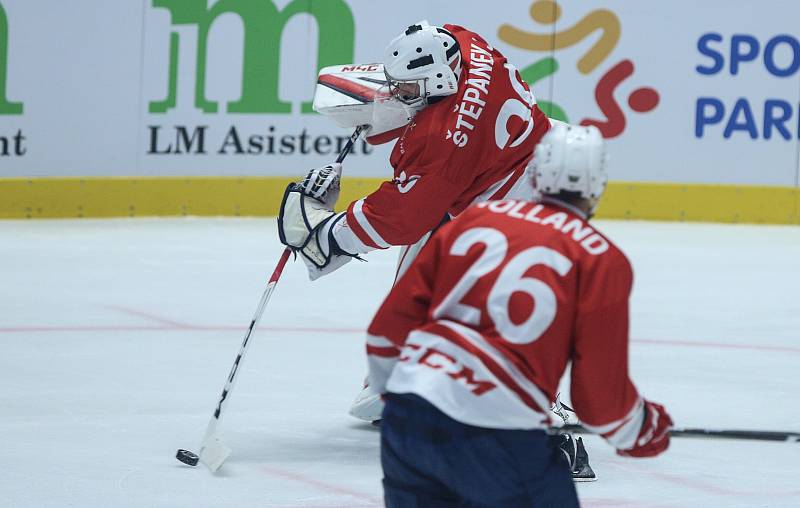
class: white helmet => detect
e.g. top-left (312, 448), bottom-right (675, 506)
top-left (382, 21), bottom-right (462, 106)
top-left (528, 122), bottom-right (608, 203)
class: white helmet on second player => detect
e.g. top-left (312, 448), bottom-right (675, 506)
top-left (382, 21), bottom-right (462, 106)
top-left (528, 121), bottom-right (608, 206)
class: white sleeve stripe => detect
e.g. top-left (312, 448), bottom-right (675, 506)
top-left (581, 397), bottom-right (645, 450)
top-left (608, 404), bottom-right (645, 450)
top-left (366, 333), bottom-right (396, 348)
top-left (368, 355), bottom-right (398, 371)
top-left (439, 319), bottom-right (552, 415)
top-left (469, 170), bottom-right (517, 206)
top-left (580, 397), bottom-right (643, 435)
top-left (331, 213), bottom-right (376, 254)
top-left (367, 355), bottom-right (397, 394)
top-left (353, 199), bottom-right (391, 249)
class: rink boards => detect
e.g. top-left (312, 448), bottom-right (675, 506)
top-left (2, 0), bottom-right (800, 223)
top-left (0, 177), bottom-right (798, 224)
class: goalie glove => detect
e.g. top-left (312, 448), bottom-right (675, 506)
top-left (278, 164), bottom-right (358, 280)
top-left (300, 163), bottom-right (342, 202)
top-left (616, 400), bottom-right (673, 458)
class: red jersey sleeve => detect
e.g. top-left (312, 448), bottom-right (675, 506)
top-left (345, 169), bottom-right (468, 249)
top-left (570, 250), bottom-right (645, 450)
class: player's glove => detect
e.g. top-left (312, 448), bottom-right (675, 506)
top-left (617, 400), bottom-right (673, 458)
top-left (278, 163), bottom-right (357, 280)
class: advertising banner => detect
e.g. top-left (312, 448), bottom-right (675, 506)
top-left (1, 0), bottom-right (799, 188)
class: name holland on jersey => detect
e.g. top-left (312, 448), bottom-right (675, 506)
top-left (475, 200), bottom-right (610, 255)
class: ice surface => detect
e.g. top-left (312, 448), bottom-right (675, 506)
top-left (1, 218), bottom-right (799, 507)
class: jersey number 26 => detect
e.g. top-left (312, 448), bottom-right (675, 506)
top-left (433, 227), bottom-right (573, 344)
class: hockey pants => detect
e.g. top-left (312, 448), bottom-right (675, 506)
top-left (381, 393), bottom-right (580, 508)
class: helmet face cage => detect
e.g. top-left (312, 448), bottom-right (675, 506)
top-left (371, 85), bottom-right (427, 134)
top-left (384, 70), bottom-right (427, 106)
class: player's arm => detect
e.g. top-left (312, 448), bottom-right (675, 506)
top-left (569, 257), bottom-right (673, 458)
top-left (334, 170), bottom-right (466, 254)
top-left (278, 161), bottom-right (466, 280)
top-left (364, 229), bottom-right (443, 393)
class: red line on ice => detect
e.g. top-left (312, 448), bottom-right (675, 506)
top-left (0, 323), bottom-right (797, 353)
top-left (609, 462), bottom-right (800, 500)
top-left (101, 304), bottom-right (195, 328)
top-left (260, 465), bottom-right (382, 506)
top-left (634, 337), bottom-right (800, 353)
top-left (581, 499), bottom-right (670, 508)
top-left (0, 324), bottom-right (363, 333)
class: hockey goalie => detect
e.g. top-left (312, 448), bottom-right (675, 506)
top-left (280, 19), bottom-right (549, 411)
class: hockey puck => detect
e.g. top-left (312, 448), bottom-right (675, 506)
top-left (176, 449), bottom-right (199, 466)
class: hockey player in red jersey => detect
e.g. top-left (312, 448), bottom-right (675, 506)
top-left (366, 123), bottom-right (673, 506)
top-left (280, 21), bottom-right (550, 277)
top-left (279, 21), bottom-right (552, 421)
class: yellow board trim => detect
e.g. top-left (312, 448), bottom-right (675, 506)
top-left (0, 177), bottom-right (798, 224)
top-left (599, 182), bottom-right (800, 225)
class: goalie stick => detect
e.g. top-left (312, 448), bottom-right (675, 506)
top-left (176, 125), bottom-right (366, 473)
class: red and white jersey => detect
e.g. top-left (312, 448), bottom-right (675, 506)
top-left (366, 199), bottom-right (647, 450)
top-left (341, 25), bottom-right (551, 252)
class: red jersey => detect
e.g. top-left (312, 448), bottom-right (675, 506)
top-left (344, 25), bottom-right (551, 251)
top-left (366, 199), bottom-right (646, 449)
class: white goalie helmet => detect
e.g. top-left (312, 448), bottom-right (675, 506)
top-left (382, 21), bottom-right (462, 106)
top-left (528, 121), bottom-right (608, 203)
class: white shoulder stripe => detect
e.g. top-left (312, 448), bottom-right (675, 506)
top-left (469, 171), bottom-right (517, 206)
top-left (353, 199), bottom-right (391, 249)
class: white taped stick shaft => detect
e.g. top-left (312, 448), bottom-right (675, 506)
top-left (197, 248), bottom-right (291, 473)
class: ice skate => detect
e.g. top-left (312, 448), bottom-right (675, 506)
top-left (552, 396), bottom-right (597, 481)
top-left (555, 433), bottom-right (598, 482)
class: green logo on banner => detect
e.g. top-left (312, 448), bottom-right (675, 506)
top-left (149, 0), bottom-right (355, 114)
top-left (0, 2), bottom-right (23, 115)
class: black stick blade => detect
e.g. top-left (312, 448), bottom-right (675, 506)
top-left (176, 449), bottom-right (200, 466)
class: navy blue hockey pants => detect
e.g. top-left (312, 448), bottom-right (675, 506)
top-left (380, 393), bottom-right (580, 508)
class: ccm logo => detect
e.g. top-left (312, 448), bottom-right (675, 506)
top-left (400, 344), bottom-right (496, 395)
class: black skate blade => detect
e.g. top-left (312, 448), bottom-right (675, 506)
top-left (572, 463), bottom-right (597, 482)
top-left (571, 437), bottom-right (597, 482)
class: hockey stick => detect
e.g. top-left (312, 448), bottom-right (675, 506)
top-left (194, 248), bottom-right (292, 472)
top-left (557, 423), bottom-right (800, 443)
top-left (176, 125), bottom-right (366, 472)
